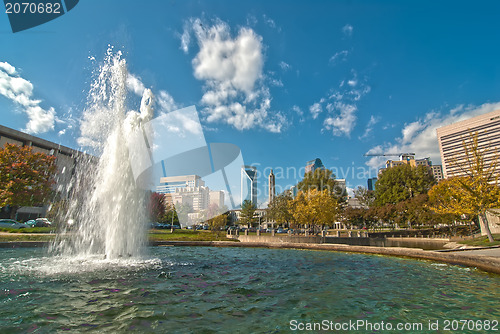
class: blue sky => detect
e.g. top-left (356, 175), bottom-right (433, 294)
top-left (2, 0), bottom-right (500, 206)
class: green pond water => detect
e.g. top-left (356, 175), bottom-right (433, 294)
top-left (0, 246), bottom-right (499, 333)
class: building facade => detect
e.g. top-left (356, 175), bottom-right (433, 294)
top-left (0, 124), bottom-right (84, 220)
top-left (157, 174), bottom-right (224, 212)
top-left (436, 109), bottom-right (500, 181)
top-left (241, 165), bottom-right (257, 207)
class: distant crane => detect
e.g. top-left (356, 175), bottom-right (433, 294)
top-left (363, 152), bottom-right (415, 157)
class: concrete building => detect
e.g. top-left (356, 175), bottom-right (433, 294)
top-left (305, 158), bottom-right (325, 174)
top-left (431, 165), bottom-right (444, 182)
top-left (268, 169), bottom-right (275, 205)
top-left (0, 124), bottom-right (84, 220)
top-left (157, 174), bottom-right (224, 212)
top-left (437, 109), bottom-right (500, 181)
top-left (241, 165), bottom-right (257, 207)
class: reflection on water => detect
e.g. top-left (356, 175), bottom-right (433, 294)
top-left (1, 246), bottom-right (499, 333)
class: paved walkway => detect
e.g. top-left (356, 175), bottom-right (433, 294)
top-left (447, 247), bottom-right (500, 258)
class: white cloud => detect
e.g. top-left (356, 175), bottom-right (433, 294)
top-left (329, 50), bottom-right (349, 64)
top-left (279, 61), bottom-right (291, 71)
top-left (342, 24), bottom-right (353, 37)
top-left (126, 74), bottom-right (146, 96)
top-left (359, 115), bottom-right (380, 140)
top-left (365, 102), bottom-right (500, 169)
top-left (309, 102), bottom-right (323, 120)
top-left (182, 18), bottom-right (285, 132)
top-left (292, 105), bottom-right (303, 116)
top-left (0, 61), bottom-right (55, 133)
top-left (157, 90), bottom-right (178, 113)
top-left (323, 102), bottom-right (357, 137)
top-left (262, 14), bottom-right (276, 29)
top-left (310, 71), bottom-right (370, 137)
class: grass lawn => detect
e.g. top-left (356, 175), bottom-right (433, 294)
top-left (458, 234), bottom-right (500, 247)
top-left (0, 228), bottom-right (235, 243)
top-left (149, 229), bottom-right (236, 242)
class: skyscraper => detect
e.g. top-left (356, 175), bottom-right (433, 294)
top-left (305, 158), bottom-right (325, 174)
top-left (241, 165), bottom-right (257, 207)
top-left (367, 177), bottom-right (377, 191)
top-left (437, 109), bottom-right (500, 181)
top-left (268, 169), bottom-right (275, 205)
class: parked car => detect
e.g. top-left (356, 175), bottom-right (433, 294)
top-left (32, 218), bottom-right (52, 227)
top-left (25, 219), bottom-right (37, 227)
top-left (0, 219), bottom-right (28, 229)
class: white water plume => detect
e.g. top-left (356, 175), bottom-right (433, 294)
top-left (50, 49), bottom-right (153, 260)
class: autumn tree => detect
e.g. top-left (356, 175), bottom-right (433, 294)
top-left (429, 132), bottom-right (500, 242)
top-left (291, 189), bottom-right (338, 231)
top-left (0, 143), bottom-right (56, 219)
top-left (148, 192), bottom-right (166, 222)
top-left (239, 199), bottom-right (257, 227)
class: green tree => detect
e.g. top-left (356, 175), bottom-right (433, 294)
top-left (239, 199), bottom-right (257, 227)
top-left (353, 186), bottom-right (375, 208)
top-left (0, 143), bottom-right (57, 219)
top-left (266, 191), bottom-right (293, 227)
top-left (374, 164), bottom-right (435, 206)
top-left (297, 168), bottom-right (345, 199)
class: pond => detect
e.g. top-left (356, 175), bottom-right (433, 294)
top-left (1, 246), bottom-right (499, 333)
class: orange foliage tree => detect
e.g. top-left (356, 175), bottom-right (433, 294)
top-left (0, 143), bottom-right (56, 219)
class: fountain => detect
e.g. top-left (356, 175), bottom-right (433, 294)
top-left (50, 49), bottom-right (153, 260)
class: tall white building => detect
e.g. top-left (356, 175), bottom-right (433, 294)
top-left (437, 109), bottom-right (500, 181)
top-left (241, 165), bottom-right (257, 207)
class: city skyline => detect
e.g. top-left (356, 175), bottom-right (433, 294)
top-left (2, 1), bottom-right (500, 205)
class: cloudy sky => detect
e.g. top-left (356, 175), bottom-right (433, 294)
top-left (1, 0), bottom-right (500, 205)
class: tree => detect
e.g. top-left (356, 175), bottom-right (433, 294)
top-left (266, 191), bottom-right (293, 227)
top-left (353, 186), bottom-right (375, 208)
top-left (239, 199), bottom-right (257, 227)
top-left (297, 168), bottom-right (345, 199)
top-left (374, 164), bottom-right (435, 206)
top-left (207, 212), bottom-right (228, 239)
top-left (0, 143), bottom-right (56, 219)
top-left (148, 192), bottom-right (166, 222)
top-left (291, 189), bottom-right (338, 231)
top-left (430, 132), bottom-right (500, 242)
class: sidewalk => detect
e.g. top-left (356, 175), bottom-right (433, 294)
top-left (444, 246), bottom-right (500, 258)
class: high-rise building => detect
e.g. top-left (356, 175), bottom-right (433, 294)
top-left (437, 109), bottom-right (500, 181)
top-left (367, 177), bottom-right (377, 191)
top-left (241, 165), bottom-right (257, 207)
top-left (268, 169), bottom-right (275, 205)
top-left (305, 158), bottom-right (325, 174)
